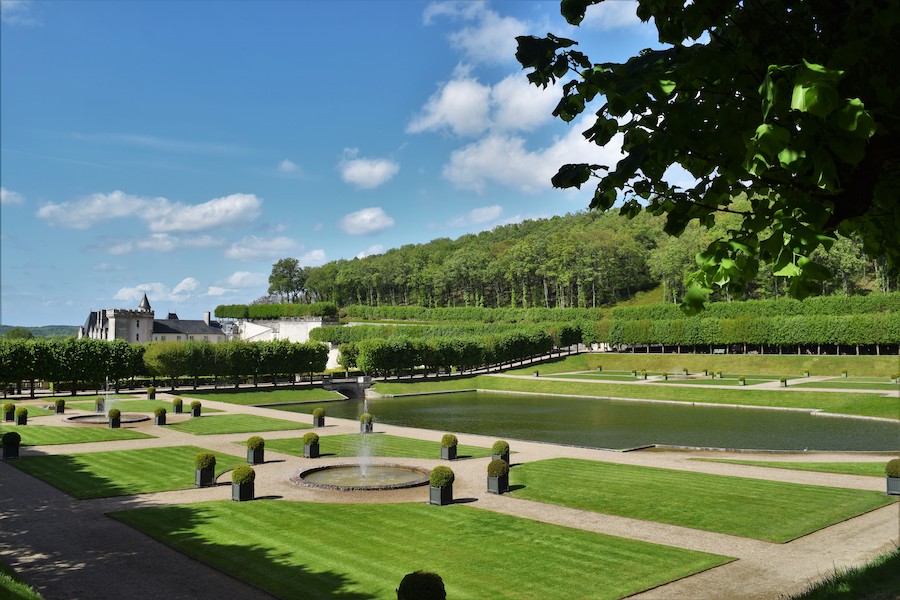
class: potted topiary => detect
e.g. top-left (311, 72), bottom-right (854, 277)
top-left (312, 407), bottom-right (325, 427)
top-left (147, 386), bottom-right (156, 400)
top-left (172, 397), bottom-right (183, 414)
top-left (303, 432), bottom-right (320, 458)
top-left (803, 370), bottom-right (810, 378)
top-left (661, 372), bottom-right (668, 381)
top-left (708, 369), bottom-right (715, 380)
top-left (779, 377), bottom-right (788, 387)
top-left (891, 373), bottom-right (899, 384)
top-left (54, 399), bottom-right (65, 414)
top-left (429, 466), bottom-right (454, 506)
top-left (886, 459), bottom-right (900, 496)
top-left (246, 436), bottom-right (265, 464)
top-left (640, 369), bottom-right (647, 380)
top-left (738, 376), bottom-right (746, 386)
top-left (716, 370), bottom-right (723, 379)
top-left (360, 412), bottom-right (373, 433)
top-left (94, 397), bottom-right (105, 413)
top-left (2, 431), bottom-right (21, 460)
top-left (487, 458), bottom-right (510, 494)
top-left (14, 407), bottom-right (27, 426)
top-left (154, 407), bottom-right (167, 426)
top-left (841, 369), bottom-right (848, 378)
top-left (440, 434), bottom-right (458, 460)
top-left (190, 400), bottom-right (202, 417)
top-left (491, 440), bottom-right (510, 465)
top-left (397, 571), bottom-right (445, 600)
top-left (195, 452), bottom-right (217, 487)
top-left (2, 402), bottom-right (13, 422)
top-left (682, 368), bottom-right (688, 376)
top-left (108, 408), bottom-right (121, 429)
top-left (231, 464), bottom-right (255, 501)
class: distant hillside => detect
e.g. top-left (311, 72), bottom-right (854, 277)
top-left (0, 325), bottom-right (78, 338)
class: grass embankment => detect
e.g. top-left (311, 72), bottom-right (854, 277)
top-left (264, 433), bottom-right (493, 460)
top-left (0, 562), bottom-right (44, 600)
top-left (372, 375), bottom-right (898, 420)
top-left (792, 380), bottom-right (899, 391)
top-left (112, 501), bottom-right (731, 600)
top-left (507, 353), bottom-right (900, 377)
top-left (68, 400), bottom-right (222, 414)
top-left (166, 414), bottom-right (309, 435)
top-left (0, 425), bottom-right (153, 446)
top-left (508, 458), bottom-right (896, 543)
top-left (787, 547), bottom-right (900, 600)
top-left (8, 446), bottom-right (244, 499)
top-left (182, 388), bottom-right (345, 406)
top-left (691, 459), bottom-right (890, 478)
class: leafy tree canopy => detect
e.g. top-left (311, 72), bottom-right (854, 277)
top-left (516, 0), bottom-right (899, 312)
top-left (267, 258), bottom-right (308, 303)
top-left (3, 327), bottom-right (34, 340)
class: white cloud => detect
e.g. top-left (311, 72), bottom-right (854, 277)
top-left (0, 187), bottom-right (25, 205)
top-left (338, 207), bottom-right (395, 235)
top-left (422, 1), bottom-right (485, 25)
top-left (449, 205), bottom-right (503, 227)
top-left (171, 277), bottom-right (199, 295)
top-left (1, 0), bottom-right (38, 26)
top-left (424, 1), bottom-right (526, 66)
top-left (298, 249), bottom-right (327, 266)
top-left (339, 149), bottom-right (400, 189)
top-left (355, 244), bottom-right (384, 259)
top-left (226, 271), bottom-right (268, 288)
top-left (114, 278), bottom-right (201, 303)
top-left (490, 74), bottom-right (559, 132)
top-left (581, 1), bottom-right (641, 30)
top-left (225, 236), bottom-right (302, 262)
top-left (277, 159), bottom-right (301, 174)
top-left (100, 233), bottom-right (222, 255)
top-left (36, 190), bottom-right (262, 232)
top-left (93, 263), bottom-right (126, 272)
top-left (206, 286), bottom-right (228, 296)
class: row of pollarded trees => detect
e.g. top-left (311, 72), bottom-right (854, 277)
top-left (0, 338), bottom-right (328, 397)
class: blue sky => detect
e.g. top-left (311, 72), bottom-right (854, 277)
top-left (1, 0), bottom-right (659, 326)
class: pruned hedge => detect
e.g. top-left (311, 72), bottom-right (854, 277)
top-left (214, 302), bottom-right (338, 319)
top-left (344, 304), bottom-right (602, 323)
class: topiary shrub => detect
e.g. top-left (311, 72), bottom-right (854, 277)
top-left (887, 459), bottom-right (900, 478)
top-left (195, 452), bottom-right (216, 470)
top-left (172, 397), bottom-right (183, 410)
top-left (55, 399), bottom-right (65, 409)
top-left (2, 431), bottom-right (21, 446)
top-left (360, 412), bottom-right (372, 423)
top-left (491, 440), bottom-right (510, 455)
top-left (303, 432), bottom-right (320, 446)
top-left (108, 408), bottom-right (121, 419)
top-left (429, 465), bottom-right (455, 488)
top-left (232, 464), bottom-right (256, 484)
top-left (440, 434), bottom-right (458, 448)
top-left (190, 400), bottom-right (201, 409)
top-left (147, 386), bottom-right (156, 399)
top-left (94, 398), bottom-right (104, 410)
top-left (247, 436), bottom-right (265, 450)
top-left (154, 407), bottom-right (166, 417)
top-left (487, 458), bottom-right (510, 478)
top-left (397, 571), bottom-right (446, 600)
top-left (312, 407), bottom-right (325, 418)
top-left (15, 407), bottom-right (27, 417)
top-left (3, 402), bottom-right (14, 413)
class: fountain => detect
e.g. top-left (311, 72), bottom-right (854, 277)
top-left (66, 379), bottom-right (149, 425)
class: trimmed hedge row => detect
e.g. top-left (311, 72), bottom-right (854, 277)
top-left (311, 321), bottom-right (582, 348)
top-left (344, 304), bottom-right (603, 323)
top-left (214, 302), bottom-right (338, 319)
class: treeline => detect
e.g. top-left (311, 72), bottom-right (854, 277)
top-left (215, 302), bottom-right (338, 320)
top-left (0, 338), bottom-right (327, 396)
top-left (344, 305), bottom-right (603, 323)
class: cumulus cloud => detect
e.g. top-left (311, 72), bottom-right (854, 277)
top-left (581, 1), bottom-right (642, 30)
top-left (36, 190), bottom-right (262, 232)
top-left (298, 249), bottom-right (327, 266)
top-left (206, 286), bottom-right (228, 296)
top-left (355, 244), bottom-right (384, 259)
top-left (225, 236), bottom-right (302, 262)
top-left (114, 277), bottom-right (201, 303)
top-left (338, 207), bottom-right (395, 235)
top-left (277, 159), bottom-right (301, 174)
top-left (424, 1), bottom-right (527, 66)
top-left (226, 271), bottom-right (268, 288)
top-left (99, 233), bottom-right (222, 255)
top-left (0, 187), bottom-right (25, 205)
top-left (1, 0), bottom-right (38, 26)
top-left (448, 205), bottom-right (502, 227)
top-left (339, 149), bottom-right (400, 189)
top-left (171, 277), bottom-right (199, 295)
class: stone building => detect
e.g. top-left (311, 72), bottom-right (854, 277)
top-left (78, 294), bottom-right (225, 343)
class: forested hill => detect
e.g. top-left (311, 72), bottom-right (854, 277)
top-left (296, 209), bottom-right (893, 309)
top-left (0, 325), bottom-right (78, 338)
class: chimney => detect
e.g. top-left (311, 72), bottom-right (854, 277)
top-left (204, 311), bottom-right (211, 325)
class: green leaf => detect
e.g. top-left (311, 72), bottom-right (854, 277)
top-left (551, 164), bottom-right (592, 189)
top-left (680, 283), bottom-right (710, 316)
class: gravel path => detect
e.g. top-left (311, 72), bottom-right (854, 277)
top-left (1, 392), bottom-right (897, 600)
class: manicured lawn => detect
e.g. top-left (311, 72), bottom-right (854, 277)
top-left (0, 424), bottom-right (154, 446)
top-left (112, 500), bottom-right (732, 600)
top-left (508, 458), bottom-right (896, 542)
top-left (183, 388), bottom-right (345, 406)
top-left (8, 446), bottom-right (244, 499)
top-left (691, 458), bottom-right (890, 477)
top-left (166, 414), bottom-right (309, 435)
top-left (2, 405), bottom-right (54, 417)
top-left (791, 380), bottom-right (900, 391)
top-left (68, 400), bottom-right (222, 414)
top-left (787, 547), bottom-right (900, 600)
top-left (658, 377), bottom-right (779, 386)
top-left (264, 433), bottom-right (493, 460)
top-left (554, 373), bottom-right (642, 381)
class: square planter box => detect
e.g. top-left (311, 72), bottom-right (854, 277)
top-left (95, 401), bottom-right (105, 413)
top-left (360, 422), bottom-right (373, 433)
top-left (304, 443), bottom-right (320, 459)
top-left (440, 446), bottom-right (457, 461)
top-left (313, 416), bottom-right (325, 427)
top-left (487, 474), bottom-right (509, 494)
top-left (3, 409), bottom-right (13, 422)
top-left (232, 481), bottom-right (254, 502)
top-left (429, 485), bottom-right (453, 506)
top-left (172, 405), bottom-right (183, 414)
top-left (888, 476), bottom-right (900, 496)
top-left (2, 445), bottom-right (19, 460)
top-left (191, 406), bottom-right (201, 417)
top-left (247, 448), bottom-right (264, 465)
top-left (195, 467), bottom-right (216, 488)
top-left (55, 404), bottom-right (65, 415)
top-left (14, 415), bottom-right (27, 426)
top-left (108, 417), bottom-right (121, 429)
top-left (491, 452), bottom-right (510, 465)
top-left (147, 390), bottom-right (156, 400)
top-left (154, 415), bottom-right (166, 426)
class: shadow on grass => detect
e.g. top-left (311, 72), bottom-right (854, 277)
top-left (9, 453), bottom-right (134, 499)
top-left (508, 484), bottom-right (526, 492)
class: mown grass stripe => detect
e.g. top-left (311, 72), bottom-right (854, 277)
top-left (0, 424), bottom-right (153, 446)
top-left (166, 414), bottom-right (309, 435)
top-left (692, 458), bottom-right (889, 477)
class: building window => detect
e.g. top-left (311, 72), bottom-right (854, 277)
top-left (161, 335), bottom-right (166, 341)
top-left (136, 334), bottom-right (139, 341)
top-left (189, 335), bottom-right (194, 340)
top-left (176, 336), bottom-right (181, 341)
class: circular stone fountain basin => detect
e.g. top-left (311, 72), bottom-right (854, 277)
top-left (293, 464), bottom-right (430, 491)
top-left (66, 414), bottom-right (150, 424)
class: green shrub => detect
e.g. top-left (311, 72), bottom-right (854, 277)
top-left (172, 397), bottom-right (183, 409)
top-left (2, 431), bottom-right (21, 446)
top-left (491, 440), bottom-right (510, 455)
top-left (14, 407), bottom-right (27, 417)
top-left (190, 400), bottom-right (201, 409)
top-left (232, 464), bottom-right (256, 484)
top-left (312, 407), bottom-right (325, 418)
top-left (94, 398), bottom-right (104, 409)
top-left (397, 571), bottom-right (445, 600)
top-left (247, 436), bottom-right (265, 450)
top-left (487, 458), bottom-right (510, 478)
top-left (887, 459), bottom-right (900, 478)
top-left (194, 452), bottom-right (216, 470)
top-left (2, 402), bottom-right (13, 413)
top-left (154, 407), bottom-right (166, 417)
top-left (108, 408), bottom-right (121, 419)
top-left (738, 376), bottom-right (746, 383)
top-left (780, 377), bottom-right (787, 383)
top-left (303, 432), bottom-right (319, 445)
top-left (147, 386), bottom-right (156, 395)
top-left (440, 434), bottom-right (458, 448)
top-left (54, 399), bottom-right (65, 409)
top-left (359, 412), bottom-right (373, 424)
top-left (429, 466), bottom-right (454, 488)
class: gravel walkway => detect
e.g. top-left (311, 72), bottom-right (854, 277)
top-left (1, 392), bottom-right (897, 600)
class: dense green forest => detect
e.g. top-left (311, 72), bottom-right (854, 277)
top-left (0, 325), bottom-right (78, 338)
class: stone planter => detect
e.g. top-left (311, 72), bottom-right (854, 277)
top-left (247, 447), bottom-right (264, 465)
top-left (14, 414), bottom-right (27, 426)
top-left (440, 446), bottom-right (457, 461)
top-left (491, 452), bottom-right (510, 465)
top-left (3, 408), bottom-right (13, 422)
top-left (108, 415), bottom-right (121, 429)
top-left (195, 467), bottom-right (216, 488)
top-left (360, 421), bottom-right (373, 433)
top-left (738, 379), bottom-right (746, 386)
top-left (780, 379), bottom-right (788, 387)
top-left (191, 405), bottom-right (201, 417)
top-left (888, 476), bottom-right (900, 496)
top-left (303, 443), bottom-right (320, 459)
top-left (147, 389), bottom-right (156, 400)
top-left (312, 416), bottom-right (325, 427)
top-left (172, 404), bottom-right (183, 414)
top-left (487, 474), bottom-right (509, 494)
top-left (232, 481), bottom-right (254, 502)
top-left (2, 443), bottom-right (19, 460)
top-left (55, 402), bottom-right (65, 415)
top-left (429, 485), bottom-right (452, 506)
top-left (154, 414), bottom-right (166, 426)
top-left (95, 400), bottom-right (105, 413)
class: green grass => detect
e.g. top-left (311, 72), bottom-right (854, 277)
top-left (8, 446), bottom-right (244, 499)
top-left (183, 388), bottom-right (345, 406)
top-left (166, 414), bottom-right (309, 435)
top-left (791, 380), bottom-right (900, 391)
top-left (691, 459), bottom-right (890, 477)
top-left (0, 562), bottom-right (44, 600)
top-left (786, 547), bottom-right (900, 600)
top-left (68, 400), bottom-right (222, 413)
top-left (112, 500), bottom-right (732, 600)
top-left (265, 433), bottom-right (493, 460)
top-left (372, 375), bottom-right (899, 420)
top-left (554, 373), bottom-right (642, 381)
top-left (2, 405), bottom-right (54, 417)
top-left (0, 424), bottom-right (154, 446)
top-left (508, 458), bottom-right (896, 542)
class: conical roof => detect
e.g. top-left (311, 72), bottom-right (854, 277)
top-left (138, 293), bottom-right (152, 311)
